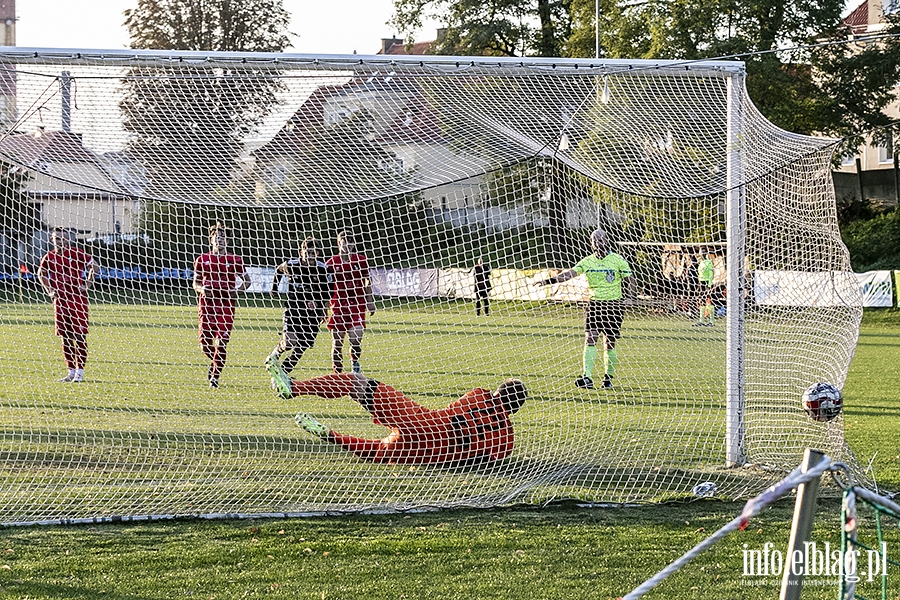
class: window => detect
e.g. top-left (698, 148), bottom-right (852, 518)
top-left (877, 141), bottom-right (894, 165)
top-left (380, 157), bottom-right (404, 174)
top-left (266, 165), bottom-right (288, 186)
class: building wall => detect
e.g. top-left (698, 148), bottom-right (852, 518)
top-left (833, 169), bottom-right (900, 206)
top-left (39, 197), bottom-right (137, 238)
top-left (834, 1), bottom-right (900, 174)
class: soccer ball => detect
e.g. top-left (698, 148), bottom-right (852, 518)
top-left (802, 382), bottom-right (843, 422)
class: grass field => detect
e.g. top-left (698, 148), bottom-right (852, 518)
top-left (0, 300), bottom-right (896, 598)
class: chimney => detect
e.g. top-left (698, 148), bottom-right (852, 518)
top-left (0, 0), bottom-right (13, 133)
top-left (0, 0), bottom-right (14, 46)
top-left (381, 37), bottom-right (402, 54)
top-left (436, 28), bottom-right (447, 42)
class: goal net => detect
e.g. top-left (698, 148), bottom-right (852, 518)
top-left (0, 48), bottom-right (862, 524)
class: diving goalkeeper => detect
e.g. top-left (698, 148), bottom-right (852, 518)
top-left (267, 364), bottom-right (527, 465)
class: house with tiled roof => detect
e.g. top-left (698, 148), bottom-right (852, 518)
top-left (833, 0), bottom-right (900, 204)
top-left (0, 128), bottom-right (137, 239)
top-left (251, 73), bottom-right (493, 222)
top-left (377, 31), bottom-right (444, 56)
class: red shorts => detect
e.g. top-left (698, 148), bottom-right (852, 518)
top-left (327, 307), bottom-right (366, 333)
top-left (198, 300), bottom-right (235, 339)
top-left (54, 294), bottom-right (88, 336)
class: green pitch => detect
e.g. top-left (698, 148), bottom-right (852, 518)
top-left (0, 294), bottom-right (745, 520)
top-left (0, 306), bottom-right (896, 599)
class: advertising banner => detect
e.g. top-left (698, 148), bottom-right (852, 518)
top-left (245, 266), bottom-right (276, 293)
top-left (370, 268), bottom-right (440, 297)
top-left (855, 271), bottom-right (893, 307)
top-left (754, 271), bottom-right (861, 307)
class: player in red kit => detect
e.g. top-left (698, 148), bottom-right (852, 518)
top-left (267, 364), bottom-right (527, 465)
top-left (38, 227), bottom-right (100, 382)
top-left (325, 231), bottom-right (375, 374)
top-left (193, 223), bottom-right (251, 388)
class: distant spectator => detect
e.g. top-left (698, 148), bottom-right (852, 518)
top-left (695, 249), bottom-right (715, 326)
top-left (472, 256), bottom-right (492, 316)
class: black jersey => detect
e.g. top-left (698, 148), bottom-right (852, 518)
top-left (281, 258), bottom-right (330, 325)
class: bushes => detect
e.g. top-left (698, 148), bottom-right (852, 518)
top-left (841, 208), bottom-right (900, 271)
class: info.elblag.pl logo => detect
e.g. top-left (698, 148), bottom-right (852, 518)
top-left (742, 541), bottom-right (888, 582)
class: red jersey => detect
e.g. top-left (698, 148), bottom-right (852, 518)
top-left (40, 246), bottom-right (93, 299)
top-left (291, 374), bottom-right (515, 465)
top-left (39, 246), bottom-right (94, 336)
top-left (325, 253), bottom-right (369, 313)
top-left (194, 252), bottom-right (245, 304)
top-left (364, 385), bottom-right (515, 464)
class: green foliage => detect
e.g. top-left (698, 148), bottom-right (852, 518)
top-left (123, 0), bottom-right (292, 52)
top-left (120, 66), bottom-right (284, 199)
top-left (390, 0), bottom-right (900, 146)
top-left (812, 13), bottom-right (900, 156)
top-left (132, 195), bottom-right (585, 271)
top-left (837, 195), bottom-right (890, 227)
top-left (841, 208), bottom-right (900, 271)
top-left (121, 0), bottom-right (291, 200)
top-left (390, 0), bottom-right (572, 57)
top-left (0, 161), bottom-right (39, 240)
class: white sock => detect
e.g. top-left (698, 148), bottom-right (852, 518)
top-left (74, 368), bottom-right (84, 380)
top-left (68, 369), bottom-right (76, 378)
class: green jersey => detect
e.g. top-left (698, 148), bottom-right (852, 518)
top-left (572, 252), bottom-right (632, 301)
top-left (698, 258), bottom-right (715, 287)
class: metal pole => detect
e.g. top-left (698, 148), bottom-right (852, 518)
top-left (855, 158), bottom-right (865, 204)
top-left (893, 127), bottom-right (898, 206)
top-left (60, 71), bottom-right (71, 133)
top-left (779, 448), bottom-right (828, 600)
top-left (725, 70), bottom-right (746, 467)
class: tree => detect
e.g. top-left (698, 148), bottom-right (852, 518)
top-left (390, 0), bottom-right (573, 57)
top-left (123, 0), bottom-right (291, 52)
top-left (120, 0), bottom-right (292, 200)
top-left (394, 0), bottom-right (900, 143)
top-left (811, 14), bottom-right (900, 157)
top-left (0, 162), bottom-right (39, 243)
top-left (565, 0), bottom-right (846, 136)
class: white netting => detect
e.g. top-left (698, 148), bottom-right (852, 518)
top-left (0, 49), bottom-right (862, 524)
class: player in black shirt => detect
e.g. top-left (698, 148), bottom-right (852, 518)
top-left (265, 238), bottom-right (331, 374)
top-left (473, 256), bottom-right (492, 316)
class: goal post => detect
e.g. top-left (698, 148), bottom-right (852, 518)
top-left (725, 69), bottom-right (746, 468)
top-left (0, 48), bottom-right (863, 524)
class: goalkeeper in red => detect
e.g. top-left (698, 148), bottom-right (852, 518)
top-left (267, 364), bottom-right (527, 465)
top-left (536, 228), bottom-right (633, 389)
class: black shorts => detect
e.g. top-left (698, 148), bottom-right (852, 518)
top-left (584, 300), bottom-right (625, 342)
top-left (282, 310), bottom-right (324, 350)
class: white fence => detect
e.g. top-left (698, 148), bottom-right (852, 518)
top-left (258, 266), bottom-right (900, 307)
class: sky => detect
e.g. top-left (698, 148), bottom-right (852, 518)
top-left (15, 0), bottom-right (443, 55)
top-left (16, 0), bottom-right (863, 56)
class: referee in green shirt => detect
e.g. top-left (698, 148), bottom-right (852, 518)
top-left (536, 228), bottom-right (633, 389)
